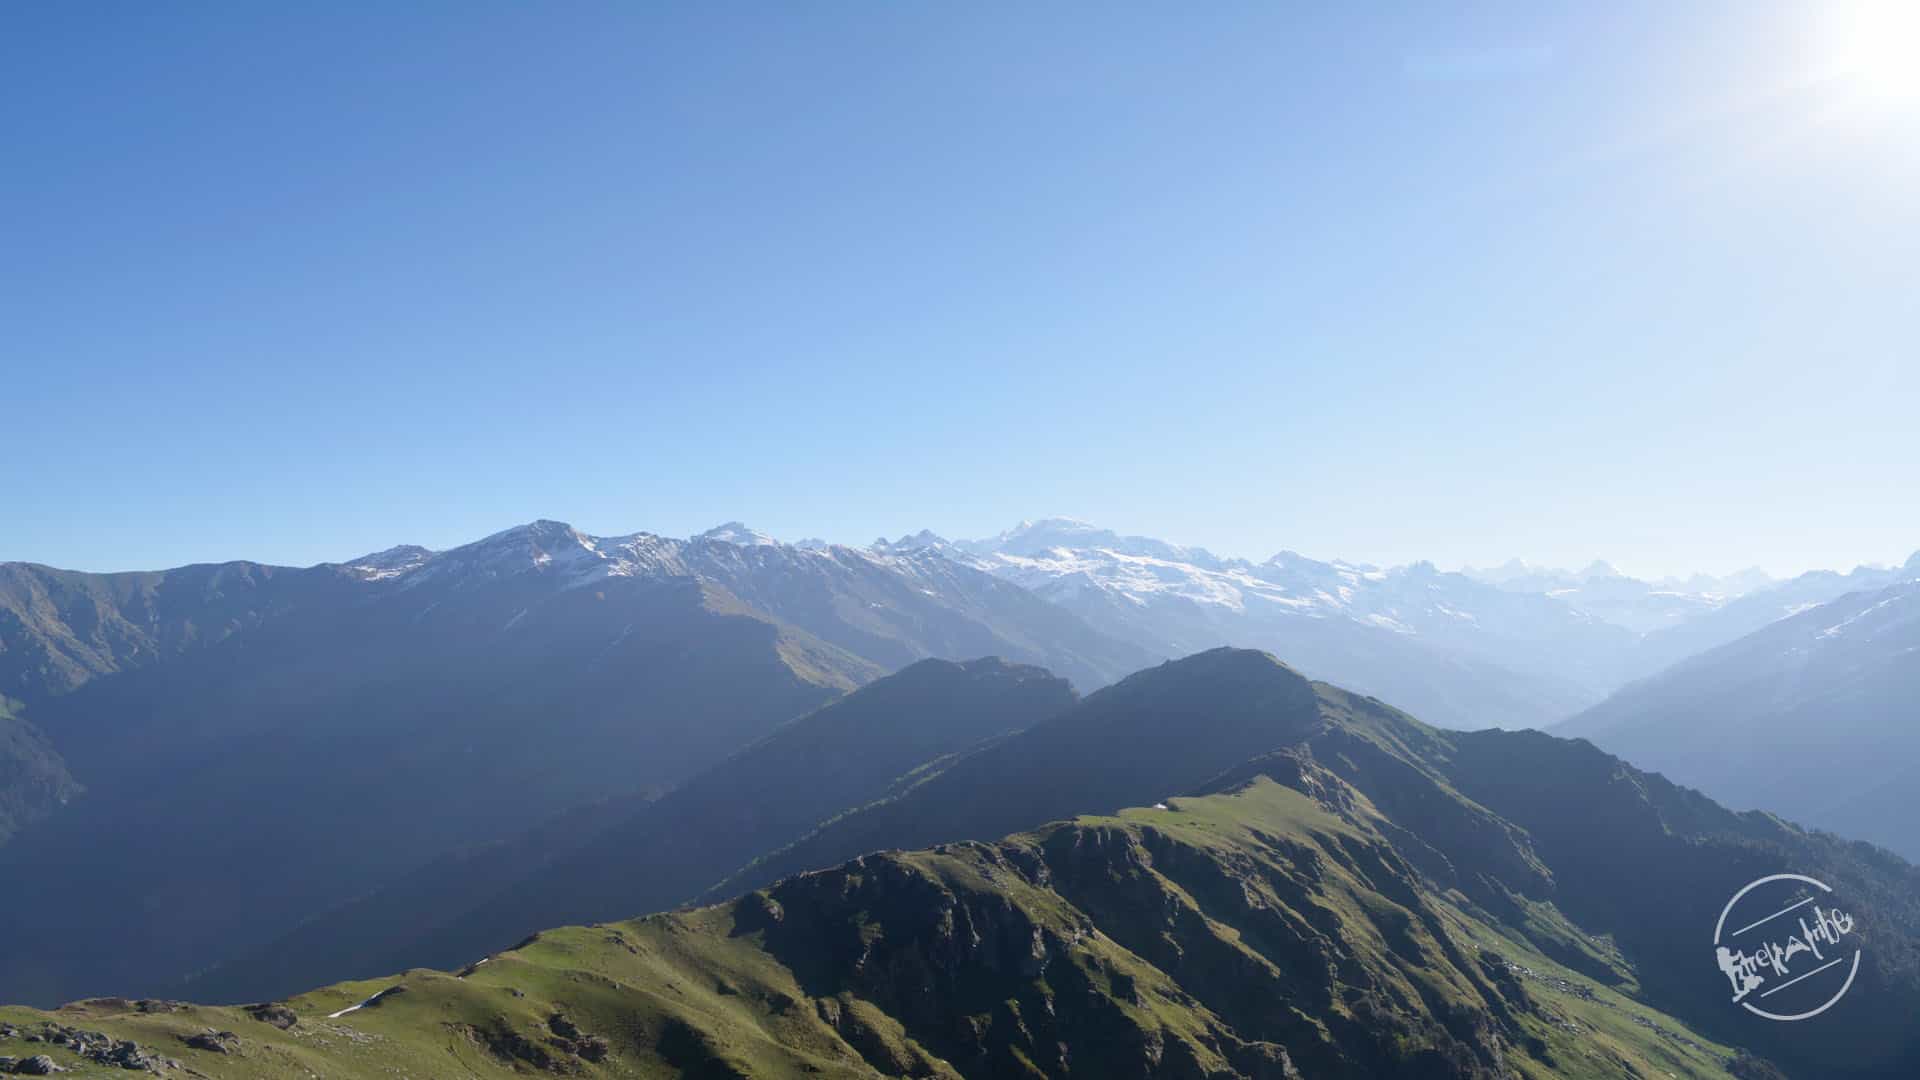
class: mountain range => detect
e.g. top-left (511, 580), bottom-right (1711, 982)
top-left (4, 516), bottom-right (1917, 1038)
top-left (1559, 580), bottom-right (1920, 859)
top-left (1460, 558), bottom-right (1768, 635)
top-left (0, 522), bottom-right (1148, 1005)
top-left (4, 648), bottom-right (1918, 1078)
top-left (880, 519), bottom-right (1642, 729)
top-left (880, 518), bottom-right (1920, 728)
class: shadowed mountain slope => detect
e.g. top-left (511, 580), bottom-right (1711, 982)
top-left (0, 520), bottom-right (1146, 1006)
top-left (1557, 581), bottom-right (1920, 859)
top-left (182, 657), bottom-right (1077, 1003)
top-left (0, 696), bottom-right (77, 844)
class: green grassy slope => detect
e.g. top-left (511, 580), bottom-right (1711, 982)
top-left (1, 768), bottom-right (1749, 1079)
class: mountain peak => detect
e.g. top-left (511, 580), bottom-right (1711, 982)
top-left (478, 519), bottom-right (587, 547)
top-left (1111, 646), bottom-right (1312, 698)
top-left (1012, 515), bottom-right (1096, 533)
top-left (344, 543), bottom-right (432, 567)
top-left (970, 518), bottom-right (1224, 567)
top-left (873, 529), bottom-right (952, 554)
top-left (415, 519), bottom-right (612, 584)
top-left (695, 522), bottom-right (781, 547)
top-left (339, 544), bottom-right (434, 581)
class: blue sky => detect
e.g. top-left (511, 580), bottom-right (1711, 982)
top-left (5, 2), bottom-right (1916, 576)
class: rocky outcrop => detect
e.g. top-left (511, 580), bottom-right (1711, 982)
top-left (178, 1029), bottom-right (238, 1054)
top-left (242, 1002), bottom-right (297, 1030)
top-left (0, 1022), bottom-right (174, 1073)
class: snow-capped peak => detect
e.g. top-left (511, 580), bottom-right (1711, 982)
top-left (439, 519), bottom-right (604, 575)
top-left (963, 518), bottom-right (1225, 567)
top-left (340, 544), bottom-right (434, 581)
top-left (470, 519), bottom-right (592, 550)
top-left (696, 522), bottom-right (781, 547)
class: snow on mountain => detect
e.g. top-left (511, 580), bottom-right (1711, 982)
top-left (375, 520), bottom-right (683, 589)
top-left (341, 544), bottom-right (434, 582)
top-left (898, 521), bottom-right (1643, 727)
top-left (872, 529), bottom-right (956, 555)
top-left (351, 521), bottom-right (810, 591)
top-left (941, 525), bottom-right (1610, 645)
top-left (342, 518), bottom-right (1628, 724)
top-left (1460, 558), bottom-right (1746, 634)
top-left (696, 521), bottom-right (783, 547)
top-left (1814, 590), bottom-right (1916, 641)
top-left (1654, 566), bottom-right (1774, 597)
top-left (952, 517), bottom-right (1230, 568)
top-left (1625, 551), bottom-right (1920, 677)
top-left (333, 517), bottom-right (1914, 730)
top-left (324, 520), bottom-right (1152, 693)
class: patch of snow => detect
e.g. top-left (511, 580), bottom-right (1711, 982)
top-left (697, 522), bottom-right (782, 547)
top-left (327, 986), bottom-right (400, 1019)
top-left (1816, 595), bottom-right (1905, 639)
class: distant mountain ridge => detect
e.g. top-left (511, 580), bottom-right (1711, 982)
top-left (1460, 557), bottom-right (1760, 635)
top-left (877, 519), bottom-right (1920, 724)
top-left (1463, 555), bottom-right (1774, 599)
top-left (1559, 579), bottom-right (1920, 859)
top-left (879, 518), bottom-right (1642, 727)
top-left (5, 517), bottom-right (1915, 1008)
top-left (0, 519), bottom-right (1150, 708)
top-left (0, 520), bottom-right (1150, 1005)
top-left (1624, 551), bottom-right (1920, 677)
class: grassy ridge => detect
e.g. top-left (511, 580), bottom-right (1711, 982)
top-left (0, 772), bottom-right (1741, 1079)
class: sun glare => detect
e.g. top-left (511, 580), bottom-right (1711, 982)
top-left (1820, 0), bottom-right (1920, 102)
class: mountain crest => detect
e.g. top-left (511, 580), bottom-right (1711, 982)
top-left (340, 544), bottom-right (433, 580)
top-left (695, 522), bottom-right (781, 547)
top-left (873, 529), bottom-right (952, 554)
top-left (966, 517), bottom-right (1226, 567)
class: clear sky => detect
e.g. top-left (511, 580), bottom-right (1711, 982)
top-left (5, 2), bottom-right (1916, 577)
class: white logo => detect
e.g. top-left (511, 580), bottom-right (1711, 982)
top-left (1712, 872), bottom-right (1861, 1022)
